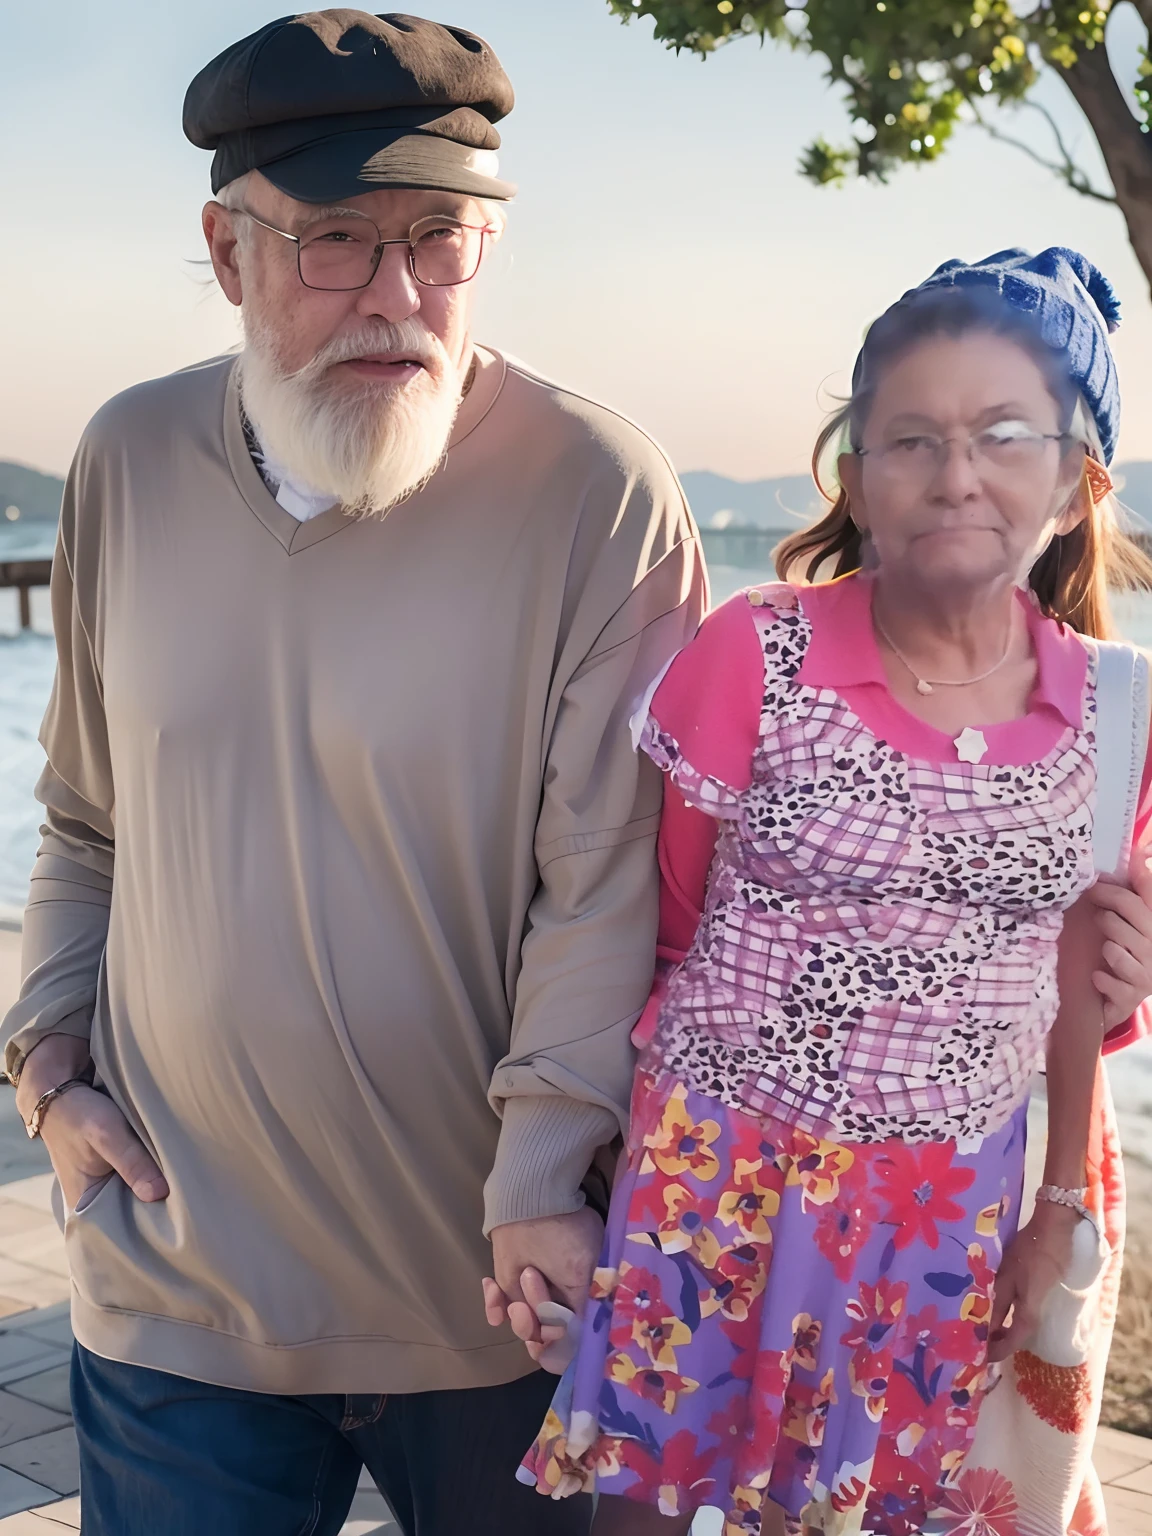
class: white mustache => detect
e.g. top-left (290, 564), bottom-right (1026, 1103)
top-left (237, 309), bottom-right (462, 517)
top-left (290, 321), bottom-right (444, 385)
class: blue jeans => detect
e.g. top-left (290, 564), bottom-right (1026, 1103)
top-left (72, 1344), bottom-right (592, 1536)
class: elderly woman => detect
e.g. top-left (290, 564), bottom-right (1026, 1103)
top-left (507, 249), bottom-right (1152, 1534)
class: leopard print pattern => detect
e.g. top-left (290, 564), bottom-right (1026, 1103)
top-left (640, 586), bottom-right (1097, 1144)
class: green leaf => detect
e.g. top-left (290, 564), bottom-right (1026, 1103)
top-left (604, 0), bottom-right (1049, 181)
top-left (799, 136), bottom-right (856, 185)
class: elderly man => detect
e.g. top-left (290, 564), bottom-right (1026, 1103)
top-left (1, 12), bottom-right (705, 1535)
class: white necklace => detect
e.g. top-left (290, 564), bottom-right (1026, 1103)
top-left (872, 611), bottom-right (1014, 697)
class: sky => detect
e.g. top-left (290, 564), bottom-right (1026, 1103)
top-left (2, 0), bottom-right (1151, 481)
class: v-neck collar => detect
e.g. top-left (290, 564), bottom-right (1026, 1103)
top-left (223, 363), bottom-right (351, 555)
top-left (221, 349), bottom-right (510, 556)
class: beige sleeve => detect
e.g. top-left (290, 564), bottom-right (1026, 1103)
top-left (483, 530), bottom-right (707, 1232)
top-left (2, 450), bottom-right (114, 1081)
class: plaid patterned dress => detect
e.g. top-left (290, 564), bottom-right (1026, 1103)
top-left (520, 580), bottom-right (1099, 1534)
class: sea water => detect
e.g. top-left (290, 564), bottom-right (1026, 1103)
top-left (1, 563), bottom-right (1149, 1160)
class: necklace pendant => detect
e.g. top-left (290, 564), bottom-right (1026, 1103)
top-left (955, 727), bottom-right (989, 764)
top-left (916, 678), bottom-right (934, 696)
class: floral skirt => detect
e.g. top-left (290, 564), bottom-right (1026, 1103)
top-left (519, 1070), bottom-right (1027, 1534)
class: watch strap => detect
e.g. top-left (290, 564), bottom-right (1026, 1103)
top-left (24, 1078), bottom-right (89, 1141)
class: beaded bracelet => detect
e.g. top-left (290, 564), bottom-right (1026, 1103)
top-left (1034, 1183), bottom-right (1091, 1222)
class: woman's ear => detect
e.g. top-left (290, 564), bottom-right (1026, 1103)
top-left (1053, 466), bottom-right (1091, 538)
top-left (838, 452), bottom-right (868, 535)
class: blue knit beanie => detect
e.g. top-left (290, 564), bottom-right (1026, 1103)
top-left (905, 247), bottom-right (1121, 464)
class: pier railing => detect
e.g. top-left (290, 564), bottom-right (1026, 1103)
top-left (0, 559), bottom-right (51, 631)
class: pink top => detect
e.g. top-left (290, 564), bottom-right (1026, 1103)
top-left (637, 575), bottom-right (1152, 1059)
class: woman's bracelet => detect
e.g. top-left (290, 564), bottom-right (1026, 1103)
top-left (1034, 1183), bottom-right (1091, 1221)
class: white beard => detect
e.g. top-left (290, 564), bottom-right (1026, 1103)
top-left (237, 314), bottom-right (464, 517)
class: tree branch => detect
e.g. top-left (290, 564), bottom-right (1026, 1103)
top-left (971, 99), bottom-right (1117, 203)
top-left (1023, 97), bottom-right (1107, 188)
top-left (1059, 36), bottom-right (1152, 295)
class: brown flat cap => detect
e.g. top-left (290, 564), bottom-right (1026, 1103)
top-left (183, 11), bottom-right (516, 202)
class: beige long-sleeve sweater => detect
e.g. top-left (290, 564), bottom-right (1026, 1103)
top-left (1, 352), bottom-right (706, 1394)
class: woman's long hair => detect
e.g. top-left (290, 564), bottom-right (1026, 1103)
top-left (774, 289), bottom-right (1152, 641)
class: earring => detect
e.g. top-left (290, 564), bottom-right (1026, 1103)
top-left (1084, 457), bottom-right (1114, 505)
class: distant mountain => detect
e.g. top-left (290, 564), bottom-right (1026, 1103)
top-left (680, 464), bottom-right (1152, 532)
top-left (0, 462), bottom-right (64, 525)
top-left (1, 459), bottom-right (828, 533)
top-left (5, 457), bottom-right (1152, 535)
top-left (1113, 462), bottom-right (1152, 527)
top-left (679, 471), bottom-right (821, 532)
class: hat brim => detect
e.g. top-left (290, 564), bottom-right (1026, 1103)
top-left (257, 128), bottom-right (516, 204)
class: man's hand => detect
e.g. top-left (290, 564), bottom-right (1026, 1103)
top-left (39, 1088), bottom-right (169, 1212)
top-left (14, 1036), bottom-right (167, 1212)
top-left (1088, 856), bottom-right (1152, 1028)
top-left (482, 1206), bottom-right (603, 1362)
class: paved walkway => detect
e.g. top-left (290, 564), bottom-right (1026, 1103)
top-left (0, 1173), bottom-right (1145, 1532)
top-left (0, 921), bottom-right (1148, 1531)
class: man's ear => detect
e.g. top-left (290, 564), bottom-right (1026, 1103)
top-left (202, 202), bottom-right (245, 308)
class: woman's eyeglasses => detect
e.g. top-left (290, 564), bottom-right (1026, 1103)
top-left (855, 422), bottom-right (1077, 484)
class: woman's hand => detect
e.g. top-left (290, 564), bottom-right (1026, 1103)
top-left (987, 1203), bottom-right (1078, 1362)
top-left (482, 1265), bottom-right (569, 1364)
top-left (1088, 856), bottom-right (1152, 1029)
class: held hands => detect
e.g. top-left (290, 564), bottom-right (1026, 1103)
top-left (482, 1205), bottom-right (603, 1367)
top-left (1088, 855), bottom-right (1152, 1028)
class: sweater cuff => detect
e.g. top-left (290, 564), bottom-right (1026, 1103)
top-left (4, 1008), bottom-right (93, 1085)
top-left (483, 1096), bottom-right (620, 1236)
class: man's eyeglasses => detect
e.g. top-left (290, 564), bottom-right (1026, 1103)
top-left (234, 209), bottom-right (495, 291)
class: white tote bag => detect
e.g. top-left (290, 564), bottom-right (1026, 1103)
top-left (949, 639), bottom-right (1150, 1536)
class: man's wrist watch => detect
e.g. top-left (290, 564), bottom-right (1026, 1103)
top-left (24, 1078), bottom-right (89, 1141)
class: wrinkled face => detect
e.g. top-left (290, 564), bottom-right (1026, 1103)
top-left (840, 331), bottom-right (1088, 592)
top-left (216, 174), bottom-right (492, 376)
top-left (202, 173), bottom-right (500, 513)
